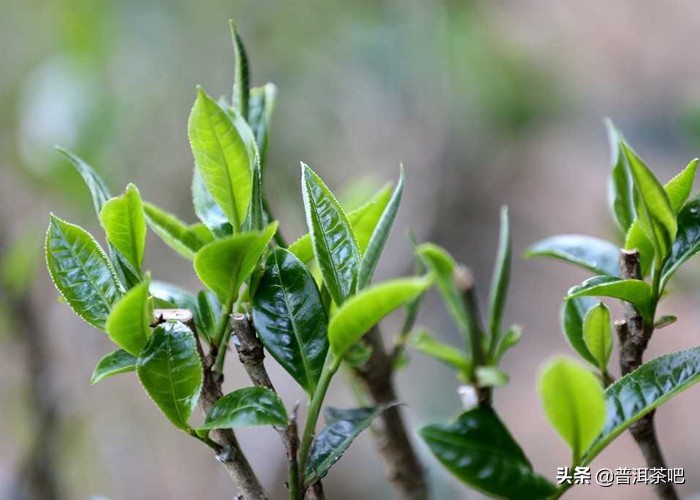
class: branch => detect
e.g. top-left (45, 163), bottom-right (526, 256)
top-left (158, 309), bottom-right (268, 500)
top-left (351, 327), bottom-right (429, 500)
top-left (230, 313), bottom-right (312, 499)
top-left (617, 250), bottom-right (678, 500)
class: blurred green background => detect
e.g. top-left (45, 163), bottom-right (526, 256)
top-left (3, 1), bottom-right (700, 499)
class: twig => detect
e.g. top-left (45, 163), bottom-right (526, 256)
top-left (617, 250), bottom-right (678, 500)
top-left (351, 327), bottom-right (429, 500)
top-left (230, 313), bottom-right (311, 499)
top-left (159, 309), bottom-right (268, 499)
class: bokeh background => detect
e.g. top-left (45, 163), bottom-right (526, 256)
top-left (3, 1), bottom-right (700, 499)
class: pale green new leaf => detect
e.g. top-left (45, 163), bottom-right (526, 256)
top-left (201, 386), bottom-right (288, 430)
top-left (90, 349), bottom-right (137, 384)
top-left (605, 119), bottom-right (635, 232)
top-left (412, 329), bottom-right (470, 373)
top-left (248, 83), bottom-right (277, 166)
top-left (621, 141), bottom-right (676, 261)
top-left (137, 321), bottom-right (203, 430)
top-left (525, 234), bottom-right (620, 277)
top-left (539, 357), bottom-right (605, 464)
top-left (230, 20), bottom-right (250, 119)
top-left (45, 215), bottom-right (123, 330)
top-left (194, 222), bottom-right (277, 303)
top-left (100, 183), bottom-right (146, 274)
top-left (301, 163), bottom-right (360, 305)
top-left (188, 87), bottom-right (254, 231)
top-left (488, 206), bottom-right (512, 342)
top-left (582, 302), bottom-right (612, 372)
top-left (106, 277), bottom-right (151, 356)
top-left (329, 277), bottom-right (432, 358)
top-left (357, 167), bottom-right (404, 290)
top-left (144, 202), bottom-right (208, 260)
top-left (56, 147), bottom-right (111, 216)
top-left (191, 168), bottom-right (233, 238)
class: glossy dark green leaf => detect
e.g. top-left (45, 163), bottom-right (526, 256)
top-left (488, 206), bottom-right (512, 342)
top-left (582, 302), bottom-right (612, 372)
top-left (137, 321), bottom-right (203, 430)
top-left (606, 119), bottom-right (635, 232)
top-left (100, 184), bottom-right (146, 275)
top-left (662, 196), bottom-right (700, 287)
top-left (252, 248), bottom-right (328, 394)
top-left (90, 349), bottom-right (137, 384)
top-left (420, 406), bottom-right (557, 500)
top-left (583, 346), bottom-right (700, 464)
top-left (289, 183), bottom-right (392, 263)
top-left (230, 20), bottom-right (250, 119)
top-left (193, 222), bottom-right (277, 304)
top-left (411, 329), bottom-right (470, 373)
top-left (106, 277), bottom-right (151, 356)
top-left (144, 202), bottom-right (207, 260)
top-left (188, 87), bottom-right (254, 232)
top-left (328, 277), bottom-right (432, 359)
top-left (561, 297), bottom-right (598, 366)
top-left (567, 275), bottom-right (653, 323)
top-left (45, 215), bottom-right (123, 330)
top-left (305, 405), bottom-right (395, 485)
top-left (539, 357), bottom-right (606, 463)
top-left (248, 83), bottom-right (277, 166)
top-left (201, 386), bottom-right (288, 430)
top-left (525, 234), bottom-right (620, 277)
top-left (621, 141), bottom-right (676, 261)
top-left (191, 168), bottom-right (233, 238)
top-left (356, 168), bottom-right (404, 290)
top-left (301, 163), bottom-right (360, 305)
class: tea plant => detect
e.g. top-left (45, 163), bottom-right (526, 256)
top-left (45, 21), bottom-right (430, 500)
top-left (43, 19), bottom-right (700, 500)
top-left (414, 122), bottom-right (700, 499)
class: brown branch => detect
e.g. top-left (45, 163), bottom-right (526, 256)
top-left (158, 309), bottom-right (268, 500)
top-left (351, 326), bottom-right (429, 500)
top-left (617, 250), bottom-right (678, 500)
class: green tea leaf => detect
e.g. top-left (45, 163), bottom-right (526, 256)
top-left (493, 324), bottom-right (522, 363)
top-left (301, 163), bottom-right (360, 305)
top-left (194, 222), bottom-right (277, 304)
top-left (106, 277), bottom-right (151, 356)
top-left (137, 321), bottom-right (203, 430)
top-left (621, 141), bottom-right (676, 261)
top-left (188, 87), bottom-right (255, 231)
top-left (289, 183), bottom-right (392, 263)
top-left (605, 119), bottom-right (635, 232)
top-left (248, 83), bottom-right (277, 166)
top-left (45, 215), bottom-right (123, 330)
top-left (57, 147), bottom-right (111, 216)
top-left (191, 168), bottom-right (233, 238)
top-left (662, 196), bottom-right (700, 287)
top-left (329, 277), bottom-right (432, 358)
top-left (582, 346), bottom-right (700, 464)
top-left (582, 302), bottom-right (612, 372)
top-left (567, 275), bottom-right (653, 323)
top-left (150, 281), bottom-right (198, 312)
top-left (626, 158), bottom-right (698, 277)
top-left (525, 234), bottom-right (620, 277)
top-left (539, 357), bottom-right (605, 463)
top-left (230, 20), bottom-right (250, 119)
top-left (411, 329), bottom-right (470, 373)
top-left (488, 206), bottom-right (512, 341)
top-left (420, 406), bottom-right (557, 499)
top-left (561, 297), bottom-right (598, 366)
top-left (305, 405), bottom-right (395, 485)
top-left (144, 202), bottom-right (208, 260)
top-left (195, 290), bottom-right (221, 340)
top-left (476, 366), bottom-right (509, 387)
top-left (252, 248), bottom-right (328, 394)
top-left (90, 349), bottom-right (137, 384)
top-left (201, 386), bottom-right (287, 430)
top-left (356, 167), bottom-right (404, 290)
top-left (100, 184), bottom-right (146, 274)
